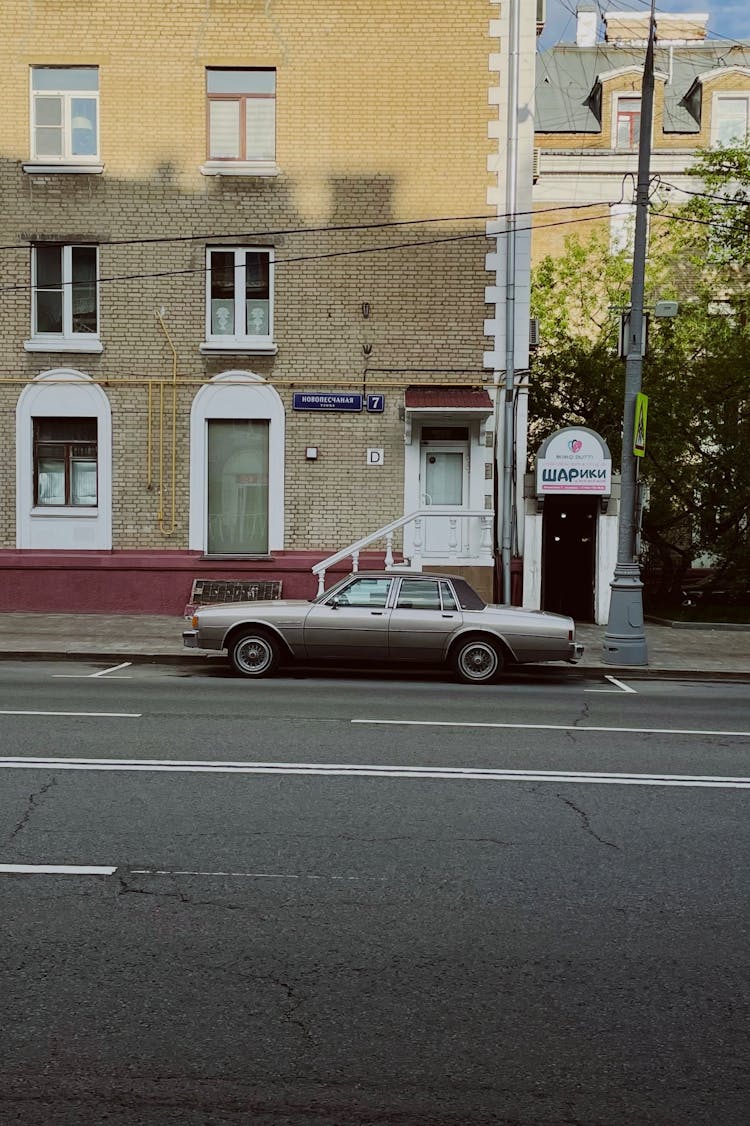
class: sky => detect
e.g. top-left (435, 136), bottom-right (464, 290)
top-left (539, 1), bottom-right (750, 51)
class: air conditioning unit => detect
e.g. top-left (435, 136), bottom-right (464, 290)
top-left (532, 147), bottom-right (541, 182)
top-left (529, 317), bottom-right (541, 348)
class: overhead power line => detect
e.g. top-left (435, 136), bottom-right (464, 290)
top-left (0, 202), bottom-right (603, 255)
top-left (0, 206), bottom-right (613, 296)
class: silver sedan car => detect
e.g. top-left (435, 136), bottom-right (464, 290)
top-left (183, 571), bottom-right (583, 684)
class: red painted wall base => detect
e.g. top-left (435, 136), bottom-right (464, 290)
top-left (0, 550), bottom-right (393, 614)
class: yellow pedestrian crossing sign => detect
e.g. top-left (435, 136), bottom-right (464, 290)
top-left (634, 393), bottom-right (648, 457)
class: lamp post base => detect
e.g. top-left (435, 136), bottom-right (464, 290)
top-left (602, 566), bottom-right (648, 666)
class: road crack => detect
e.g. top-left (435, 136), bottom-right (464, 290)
top-left (7, 777), bottom-right (57, 843)
top-left (555, 793), bottom-right (621, 850)
top-left (116, 875), bottom-right (244, 911)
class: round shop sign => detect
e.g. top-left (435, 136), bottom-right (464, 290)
top-left (535, 426), bottom-right (612, 496)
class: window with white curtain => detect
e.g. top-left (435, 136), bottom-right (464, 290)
top-left (31, 66), bottom-right (99, 161)
top-left (615, 96), bottom-right (641, 151)
top-left (205, 247), bottom-right (273, 344)
top-left (207, 420), bottom-right (269, 554)
top-left (33, 417), bottom-right (98, 507)
top-left (207, 69), bottom-right (276, 162)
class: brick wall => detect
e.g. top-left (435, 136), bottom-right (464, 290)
top-left (1, 0), bottom-right (499, 553)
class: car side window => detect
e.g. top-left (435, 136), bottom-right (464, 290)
top-left (396, 579), bottom-right (441, 610)
top-left (440, 582), bottom-right (458, 611)
top-left (332, 577), bottom-right (392, 607)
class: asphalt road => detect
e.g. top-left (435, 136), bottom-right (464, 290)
top-left (1, 661), bottom-right (749, 1125)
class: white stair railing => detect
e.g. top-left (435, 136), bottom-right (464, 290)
top-left (312, 509), bottom-right (494, 595)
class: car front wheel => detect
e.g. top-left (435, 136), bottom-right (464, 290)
top-left (451, 636), bottom-right (503, 684)
top-left (229, 630), bottom-right (280, 678)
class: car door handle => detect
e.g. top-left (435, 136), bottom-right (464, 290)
top-left (370, 610), bottom-right (385, 616)
top-left (441, 614), bottom-right (455, 619)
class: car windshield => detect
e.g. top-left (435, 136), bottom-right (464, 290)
top-left (311, 577), bottom-right (351, 604)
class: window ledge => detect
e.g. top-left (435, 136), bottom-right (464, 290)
top-left (200, 161), bottom-right (280, 177)
top-left (31, 507), bottom-right (99, 518)
top-left (22, 162), bottom-right (104, 175)
top-left (199, 340), bottom-right (278, 356)
top-left (25, 338), bottom-right (104, 354)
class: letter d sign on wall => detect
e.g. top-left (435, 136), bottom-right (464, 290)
top-left (366, 448), bottom-right (384, 466)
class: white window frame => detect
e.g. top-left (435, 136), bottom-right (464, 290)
top-left (25, 244), bottom-right (103, 354)
top-left (28, 66), bottom-right (100, 166)
top-left (201, 247), bottom-right (277, 355)
top-left (711, 93), bottom-right (750, 148)
top-left (16, 369), bottom-right (112, 550)
top-left (612, 94), bottom-right (642, 151)
top-left (189, 372), bottom-right (285, 554)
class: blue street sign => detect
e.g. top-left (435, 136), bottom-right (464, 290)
top-left (292, 392), bottom-right (362, 412)
top-left (366, 394), bottom-right (385, 413)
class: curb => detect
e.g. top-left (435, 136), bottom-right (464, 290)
top-left (1, 649), bottom-right (749, 681)
top-left (646, 616), bottom-right (750, 632)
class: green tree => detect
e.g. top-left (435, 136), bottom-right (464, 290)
top-left (530, 215), bottom-right (750, 605)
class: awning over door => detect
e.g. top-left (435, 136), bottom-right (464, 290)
top-left (403, 385), bottom-right (494, 443)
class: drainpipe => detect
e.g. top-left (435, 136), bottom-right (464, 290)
top-left (501, 0), bottom-right (521, 604)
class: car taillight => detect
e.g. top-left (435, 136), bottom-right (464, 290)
top-left (192, 614), bottom-right (199, 629)
top-left (568, 627), bottom-right (574, 641)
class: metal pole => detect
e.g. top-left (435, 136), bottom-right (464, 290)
top-left (602, 0), bottom-right (655, 665)
top-left (501, 0), bottom-right (520, 604)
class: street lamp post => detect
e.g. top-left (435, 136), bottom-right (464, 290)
top-left (602, 0), bottom-right (656, 666)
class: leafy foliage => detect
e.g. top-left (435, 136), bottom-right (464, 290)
top-left (530, 172), bottom-right (750, 602)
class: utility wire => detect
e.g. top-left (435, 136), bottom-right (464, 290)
top-left (0, 207), bottom-right (613, 295)
top-left (0, 202), bottom-right (603, 255)
top-left (656, 178), bottom-right (750, 206)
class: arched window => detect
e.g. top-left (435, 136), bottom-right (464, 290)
top-left (16, 368), bottom-right (112, 549)
top-left (189, 371), bottom-right (285, 554)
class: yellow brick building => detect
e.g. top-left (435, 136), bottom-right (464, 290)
top-left (0, 0), bottom-right (538, 612)
top-left (533, 8), bottom-right (750, 263)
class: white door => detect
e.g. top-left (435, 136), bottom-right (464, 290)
top-left (420, 442), bottom-right (469, 555)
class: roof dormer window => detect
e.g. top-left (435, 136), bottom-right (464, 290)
top-left (615, 96), bottom-right (641, 151)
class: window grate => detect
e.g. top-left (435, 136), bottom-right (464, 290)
top-left (188, 578), bottom-right (282, 608)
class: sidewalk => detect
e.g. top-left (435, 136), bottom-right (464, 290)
top-left (1, 612), bottom-right (749, 679)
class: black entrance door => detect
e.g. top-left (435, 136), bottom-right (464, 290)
top-left (541, 496), bottom-right (597, 622)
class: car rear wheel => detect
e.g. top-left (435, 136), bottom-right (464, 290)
top-left (451, 636), bottom-right (504, 684)
top-left (229, 630), bottom-right (280, 678)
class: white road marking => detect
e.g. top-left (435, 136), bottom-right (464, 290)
top-left (0, 864), bottom-right (378, 881)
top-left (0, 756), bottom-right (749, 789)
top-left (53, 661), bottom-right (133, 680)
top-left (130, 869), bottom-right (378, 881)
top-left (0, 864), bottom-right (116, 876)
top-left (91, 662), bottom-right (132, 678)
top-left (353, 719), bottom-right (750, 738)
top-left (606, 675), bottom-right (637, 693)
top-left (0, 709), bottom-right (141, 718)
top-left (586, 675), bottom-right (637, 694)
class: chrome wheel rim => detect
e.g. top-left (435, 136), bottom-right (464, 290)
top-left (235, 637), bottom-right (273, 675)
top-left (459, 641), bottom-right (498, 682)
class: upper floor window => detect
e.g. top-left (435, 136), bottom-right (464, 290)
top-left (26, 244), bottom-right (102, 354)
top-left (713, 95), bottom-right (749, 147)
top-left (31, 67), bottom-right (99, 162)
top-left (33, 417), bottom-right (98, 507)
top-left (204, 247), bottom-right (275, 352)
top-left (207, 69), bottom-right (276, 163)
top-left (615, 96), bottom-right (641, 151)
